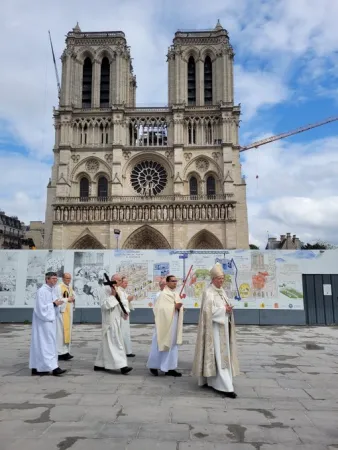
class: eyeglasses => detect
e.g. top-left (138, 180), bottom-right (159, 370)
top-left (169, 280), bottom-right (178, 283)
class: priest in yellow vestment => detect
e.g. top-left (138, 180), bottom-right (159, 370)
top-left (192, 263), bottom-right (240, 398)
top-left (55, 273), bottom-right (75, 361)
top-left (147, 275), bottom-right (184, 377)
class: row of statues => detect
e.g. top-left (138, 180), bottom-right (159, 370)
top-left (54, 203), bottom-right (236, 222)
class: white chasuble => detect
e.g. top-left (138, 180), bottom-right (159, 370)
top-left (192, 284), bottom-right (240, 392)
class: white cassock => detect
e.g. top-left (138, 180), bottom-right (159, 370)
top-left (146, 291), bottom-right (179, 372)
top-left (55, 282), bottom-right (75, 356)
top-left (29, 284), bottom-right (59, 372)
top-left (119, 287), bottom-right (133, 355)
top-left (95, 287), bottom-right (128, 370)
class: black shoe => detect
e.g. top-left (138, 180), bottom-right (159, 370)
top-left (225, 392), bottom-right (237, 399)
top-left (65, 353), bottom-right (74, 360)
top-left (94, 365), bottom-right (106, 372)
top-left (52, 367), bottom-right (67, 376)
top-left (31, 369), bottom-right (49, 376)
top-left (165, 370), bottom-right (182, 377)
top-left (150, 369), bottom-right (158, 376)
top-left (126, 353), bottom-right (135, 357)
top-left (120, 366), bottom-right (133, 375)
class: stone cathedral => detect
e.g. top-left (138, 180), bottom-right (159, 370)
top-left (44, 21), bottom-right (249, 250)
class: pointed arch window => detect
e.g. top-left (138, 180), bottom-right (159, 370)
top-left (80, 177), bottom-right (89, 199)
top-left (189, 176), bottom-right (198, 198)
top-left (204, 56), bottom-right (212, 105)
top-left (188, 122), bottom-right (196, 145)
top-left (97, 176), bottom-right (108, 199)
top-left (82, 58), bottom-right (93, 108)
top-left (206, 175), bottom-right (216, 198)
top-left (100, 57), bottom-right (110, 107)
top-left (187, 56), bottom-right (196, 105)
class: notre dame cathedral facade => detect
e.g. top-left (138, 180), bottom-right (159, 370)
top-left (44, 21), bottom-right (249, 250)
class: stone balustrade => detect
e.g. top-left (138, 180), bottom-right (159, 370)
top-left (53, 202), bottom-right (236, 223)
top-left (54, 194), bottom-right (234, 204)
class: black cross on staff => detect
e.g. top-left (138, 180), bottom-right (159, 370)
top-left (103, 273), bottom-right (128, 316)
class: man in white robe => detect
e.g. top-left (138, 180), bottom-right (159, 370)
top-left (112, 274), bottom-right (135, 357)
top-left (29, 272), bottom-right (67, 376)
top-left (147, 275), bottom-right (184, 377)
top-left (55, 273), bottom-right (75, 361)
top-left (94, 284), bottom-right (133, 375)
top-left (192, 263), bottom-right (240, 398)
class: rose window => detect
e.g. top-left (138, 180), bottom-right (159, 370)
top-left (130, 160), bottom-right (167, 196)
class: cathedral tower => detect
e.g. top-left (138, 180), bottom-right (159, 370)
top-left (44, 21), bottom-right (249, 250)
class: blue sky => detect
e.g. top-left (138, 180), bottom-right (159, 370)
top-left (0, 0), bottom-right (337, 247)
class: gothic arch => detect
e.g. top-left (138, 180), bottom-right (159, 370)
top-left (96, 47), bottom-right (115, 63)
top-left (69, 228), bottom-right (105, 249)
top-left (76, 48), bottom-right (95, 63)
top-left (122, 225), bottom-right (171, 250)
top-left (183, 155), bottom-right (222, 178)
top-left (71, 156), bottom-right (111, 182)
top-left (187, 230), bottom-right (223, 249)
top-left (182, 47), bottom-right (200, 62)
top-left (200, 47), bottom-right (217, 62)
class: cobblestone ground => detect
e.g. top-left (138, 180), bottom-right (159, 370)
top-left (0, 324), bottom-right (338, 449)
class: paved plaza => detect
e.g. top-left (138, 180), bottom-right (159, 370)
top-left (0, 324), bottom-right (338, 449)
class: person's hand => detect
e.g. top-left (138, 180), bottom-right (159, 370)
top-left (54, 300), bottom-right (64, 306)
top-left (175, 302), bottom-right (183, 310)
top-left (225, 305), bottom-right (233, 314)
top-left (127, 295), bottom-right (134, 302)
top-left (123, 313), bottom-right (129, 320)
top-left (68, 296), bottom-right (75, 303)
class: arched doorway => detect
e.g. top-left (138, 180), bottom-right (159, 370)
top-left (70, 229), bottom-right (105, 249)
top-left (122, 225), bottom-right (171, 249)
top-left (187, 229), bottom-right (223, 249)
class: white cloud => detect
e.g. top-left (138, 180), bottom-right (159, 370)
top-left (242, 137), bottom-right (338, 248)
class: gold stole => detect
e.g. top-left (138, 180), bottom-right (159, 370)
top-left (61, 284), bottom-right (73, 344)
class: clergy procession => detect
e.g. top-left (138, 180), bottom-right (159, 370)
top-left (29, 263), bottom-right (239, 398)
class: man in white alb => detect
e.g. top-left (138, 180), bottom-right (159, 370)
top-left (147, 275), bottom-right (184, 377)
top-left (55, 273), bottom-right (75, 361)
top-left (111, 273), bottom-right (135, 357)
top-left (29, 272), bottom-right (67, 376)
top-left (94, 282), bottom-right (133, 375)
top-left (192, 263), bottom-right (240, 398)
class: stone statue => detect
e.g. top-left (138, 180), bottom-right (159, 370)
top-left (132, 206), bottom-right (137, 220)
top-left (228, 204), bottom-right (234, 219)
top-left (113, 207), bottom-right (117, 220)
top-left (56, 209), bottom-right (61, 221)
top-left (182, 206), bottom-right (187, 220)
top-left (163, 206), bottom-right (168, 220)
top-left (214, 205), bottom-right (219, 220)
top-left (175, 205), bottom-right (181, 220)
top-left (201, 205), bottom-right (206, 219)
top-left (220, 204), bottom-right (225, 219)
top-left (207, 205), bottom-right (212, 219)
top-left (83, 209), bottom-right (88, 221)
top-left (119, 208), bottom-right (124, 221)
top-left (70, 208), bottom-right (75, 221)
top-left (157, 206), bottom-right (162, 220)
top-left (101, 208), bottom-right (105, 220)
top-left (195, 206), bottom-right (200, 220)
top-left (151, 206), bottom-right (156, 220)
top-left (126, 207), bottom-right (130, 221)
top-left (76, 209), bottom-right (81, 221)
top-left (169, 206), bottom-right (174, 220)
top-left (188, 206), bottom-right (193, 220)
top-left (138, 207), bottom-right (143, 220)
top-left (144, 207), bottom-right (149, 220)
top-left (64, 209), bottom-right (68, 221)
top-left (95, 208), bottom-right (99, 221)
top-left (89, 208), bottom-right (93, 221)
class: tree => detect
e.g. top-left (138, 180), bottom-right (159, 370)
top-left (249, 244), bottom-right (259, 250)
top-left (301, 241), bottom-right (337, 250)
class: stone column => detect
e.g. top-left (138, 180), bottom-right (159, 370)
top-left (92, 60), bottom-right (100, 108)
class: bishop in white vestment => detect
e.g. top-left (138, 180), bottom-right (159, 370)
top-left (94, 285), bottom-right (133, 375)
top-left (192, 263), bottom-right (240, 398)
top-left (147, 275), bottom-right (184, 377)
top-left (55, 273), bottom-right (75, 361)
top-left (29, 272), bottom-right (67, 377)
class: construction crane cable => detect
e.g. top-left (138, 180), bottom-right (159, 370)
top-left (48, 30), bottom-right (61, 97)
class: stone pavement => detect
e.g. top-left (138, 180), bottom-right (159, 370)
top-left (1, 324), bottom-right (338, 450)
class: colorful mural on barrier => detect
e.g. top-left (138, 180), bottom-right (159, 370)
top-left (0, 249), bottom-right (336, 310)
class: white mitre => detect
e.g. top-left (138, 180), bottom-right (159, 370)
top-left (210, 262), bottom-right (224, 278)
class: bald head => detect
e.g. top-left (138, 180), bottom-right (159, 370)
top-left (111, 273), bottom-right (122, 287)
top-left (159, 278), bottom-right (166, 291)
top-left (63, 273), bottom-right (72, 286)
